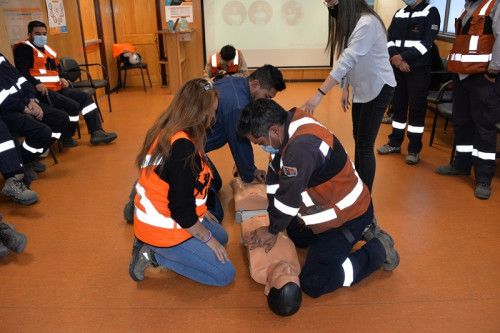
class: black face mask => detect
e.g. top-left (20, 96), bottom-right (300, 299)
top-left (328, 5), bottom-right (338, 18)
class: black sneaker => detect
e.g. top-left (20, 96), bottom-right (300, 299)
top-left (129, 237), bottom-right (157, 282)
top-left (362, 216), bottom-right (380, 242)
top-left (377, 144), bottom-right (401, 155)
top-left (31, 160), bottom-right (46, 173)
top-left (0, 222), bottom-right (27, 254)
top-left (90, 130), bottom-right (118, 145)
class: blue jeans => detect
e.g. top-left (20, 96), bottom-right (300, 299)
top-left (148, 219), bottom-right (235, 286)
top-left (351, 84), bottom-right (395, 193)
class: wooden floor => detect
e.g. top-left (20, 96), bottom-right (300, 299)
top-left (1, 82), bottom-right (499, 332)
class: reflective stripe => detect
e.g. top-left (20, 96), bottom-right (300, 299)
top-left (16, 77), bottom-right (27, 89)
top-left (22, 140), bottom-right (44, 154)
top-left (407, 125), bottom-right (424, 134)
top-left (300, 207), bottom-right (337, 225)
top-left (342, 258), bottom-right (354, 287)
top-left (336, 176), bottom-right (363, 210)
top-left (233, 50), bottom-right (239, 65)
top-left (470, 35), bottom-right (479, 52)
top-left (196, 197), bottom-right (207, 206)
top-left (81, 103), bottom-right (97, 115)
top-left (135, 182), bottom-right (179, 228)
top-left (44, 45), bottom-right (57, 58)
top-left (0, 140), bottom-right (15, 153)
top-left (395, 8), bottom-right (409, 18)
top-left (412, 5), bottom-right (432, 18)
top-left (456, 145), bottom-right (473, 153)
top-left (267, 184), bottom-right (279, 194)
top-left (450, 53), bottom-right (492, 63)
top-left (274, 197), bottom-right (300, 216)
top-left (288, 117), bottom-right (327, 138)
top-left (0, 86), bottom-right (17, 105)
top-left (405, 40), bottom-right (428, 55)
top-left (0, 56), bottom-right (4, 63)
top-left (395, 40), bottom-right (402, 47)
top-left (387, 41), bottom-right (396, 48)
top-left (141, 154), bottom-right (163, 168)
top-left (34, 75), bottom-right (60, 83)
top-left (211, 54), bottom-right (217, 67)
top-left (319, 141), bottom-right (329, 156)
top-left (301, 191), bottom-right (315, 207)
top-left (69, 115), bottom-right (80, 122)
top-left (24, 41), bottom-right (45, 57)
top-left (472, 149), bottom-right (496, 161)
top-left (392, 120), bottom-right (406, 130)
top-left (52, 132), bottom-right (61, 140)
top-left (479, 0), bottom-right (493, 16)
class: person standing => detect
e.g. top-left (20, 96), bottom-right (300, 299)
top-left (436, 0), bottom-right (500, 199)
top-left (302, 0), bottom-right (396, 193)
top-left (237, 99), bottom-right (399, 299)
top-left (377, 0), bottom-right (441, 165)
top-left (129, 79), bottom-right (235, 286)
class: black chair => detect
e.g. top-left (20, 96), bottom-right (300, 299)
top-left (59, 57), bottom-right (112, 115)
top-left (435, 102), bottom-right (455, 163)
top-left (117, 54), bottom-right (152, 93)
top-left (11, 133), bottom-right (58, 165)
top-left (427, 57), bottom-right (452, 114)
top-left (429, 80), bottom-right (454, 147)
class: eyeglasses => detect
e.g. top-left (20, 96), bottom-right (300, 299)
top-left (202, 81), bottom-right (214, 92)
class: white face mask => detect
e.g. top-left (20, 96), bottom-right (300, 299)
top-left (33, 35), bottom-right (47, 48)
top-left (259, 130), bottom-right (280, 154)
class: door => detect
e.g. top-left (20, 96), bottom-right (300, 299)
top-left (112, 0), bottom-right (160, 87)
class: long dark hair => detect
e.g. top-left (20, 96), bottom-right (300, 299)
top-left (136, 78), bottom-right (219, 174)
top-left (327, 0), bottom-right (386, 59)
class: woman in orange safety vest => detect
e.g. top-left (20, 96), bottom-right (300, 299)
top-left (128, 78), bottom-right (235, 286)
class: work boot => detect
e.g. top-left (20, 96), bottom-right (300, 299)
top-left (23, 163), bottom-right (38, 181)
top-left (61, 137), bottom-right (78, 148)
top-left (375, 230), bottom-right (399, 271)
top-left (31, 159), bottom-right (46, 173)
top-left (405, 153), bottom-right (420, 165)
top-left (362, 216), bottom-right (380, 242)
top-left (129, 237), bottom-right (157, 282)
top-left (0, 222), bottom-right (27, 254)
top-left (0, 244), bottom-right (8, 257)
top-left (2, 174), bottom-right (39, 205)
top-left (474, 183), bottom-right (491, 200)
top-left (90, 130), bottom-right (118, 145)
top-left (123, 181), bottom-right (137, 224)
top-left (0, 223), bottom-right (15, 257)
top-left (435, 164), bottom-right (470, 176)
top-left (376, 144), bottom-right (401, 155)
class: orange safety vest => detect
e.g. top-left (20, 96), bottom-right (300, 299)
top-left (14, 41), bottom-right (63, 91)
top-left (209, 50), bottom-right (241, 76)
top-left (275, 109), bottom-right (371, 234)
top-left (448, 0), bottom-right (496, 74)
top-left (134, 132), bottom-right (212, 247)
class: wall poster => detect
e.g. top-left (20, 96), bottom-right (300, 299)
top-left (1, 0), bottom-right (43, 45)
top-left (45, 0), bottom-right (66, 34)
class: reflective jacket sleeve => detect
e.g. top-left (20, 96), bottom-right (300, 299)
top-left (268, 135), bottom-right (325, 234)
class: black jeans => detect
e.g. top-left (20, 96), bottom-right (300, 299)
top-left (286, 202), bottom-right (385, 298)
top-left (351, 84), bottom-right (395, 193)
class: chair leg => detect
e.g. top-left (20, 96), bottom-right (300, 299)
top-left (444, 119), bottom-right (449, 131)
top-left (429, 109), bottom-right (439, 146)
top-left (140, 68), bottom-right (146, 93)
top-left (450, 138), bottom-right (456, 164)
top-left (106, 85), bottom-right (112, 112)
top-left (49, 146), bottom-right (58, 165)
top-left (123, 70), bottom-right (128, 89)
top-left (146, 66), bottom-right (152, 87)
top-left (93, 93), bottom-right (104, 123)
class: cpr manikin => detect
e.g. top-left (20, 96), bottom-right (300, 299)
top-left (230, 178), bottom-right (302, 316)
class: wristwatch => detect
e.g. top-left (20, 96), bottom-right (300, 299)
top-left (29, 98), bottom-right (39, 104)
top-left (486, 72), bottom-right (497, 79)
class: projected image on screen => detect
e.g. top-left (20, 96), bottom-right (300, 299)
top-left (222, 1), bottom-right (247, 26)
top-left (203, 0), bottom-right (331, 68)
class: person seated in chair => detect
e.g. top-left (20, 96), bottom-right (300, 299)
top-left (13, 20), bottom-right (117, 147)
top-left (0, 53), bottom-right (69, 184)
